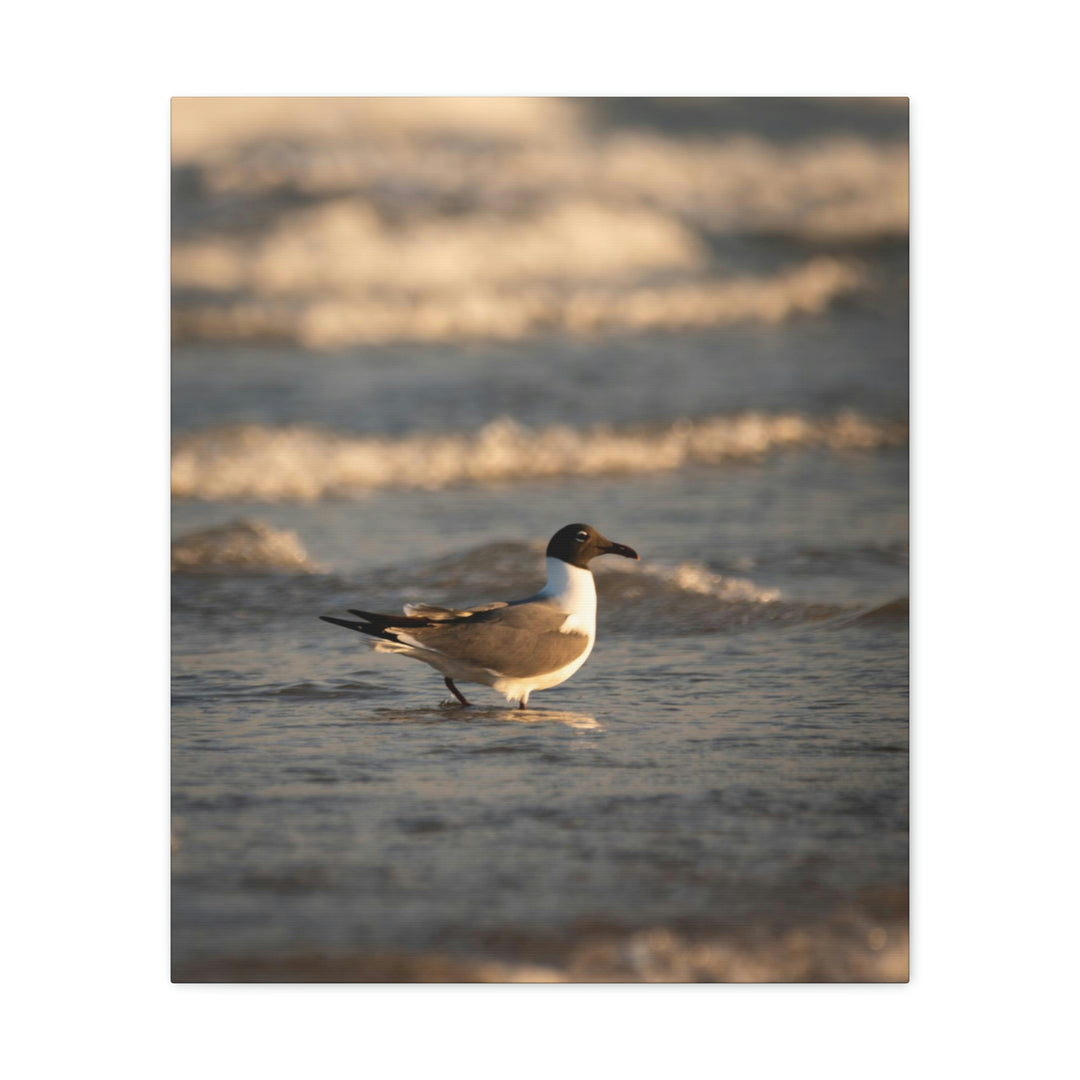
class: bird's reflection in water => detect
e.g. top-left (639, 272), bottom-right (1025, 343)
top-left (492, 708), bottom-right (601, 731)
top-left (374, 703), bottom-right (602, 731)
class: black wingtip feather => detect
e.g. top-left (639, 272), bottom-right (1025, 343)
top-left (320, 611), bottom-right (412, 642)
top-left (319, 615), bottom-right (366, 633)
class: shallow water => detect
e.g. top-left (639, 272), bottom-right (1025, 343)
top-left (172, 447), bottom-right (908, 979)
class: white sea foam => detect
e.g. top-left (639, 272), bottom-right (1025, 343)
top-left (171, 99), bottom-right (905, 348)
top-left (173, 99), bottom-right (908, 244)
top-left (172, 253), bottom-right (863, 348)
top-left (172, 411), bottom-right (907, 502)
top-left (597, 556), bottom-right (780, 603)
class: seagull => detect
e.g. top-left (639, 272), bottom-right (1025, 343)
top-left (319, 523), bottom-right (639, 709)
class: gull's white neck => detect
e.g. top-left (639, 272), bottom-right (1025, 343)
top-left (538, 557), bottom-right (597, 624)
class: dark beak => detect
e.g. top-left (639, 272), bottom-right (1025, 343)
top-left (604, 541), bottom-right (639, 560)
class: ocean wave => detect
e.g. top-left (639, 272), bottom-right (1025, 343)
top-left (329, 540), bottom-right (843, 637)
top-left (364, 539), bottom-right (781, 605)
top-left (172, 198), bottom-right (708, 297)
top-left (837, 596), bottom-right (909, 626)
top-left (172, 255), bottom-right (864, 348)
top-left (173, 99), bottom-right (907, 244)
top-left (172, 99), bottom-right (904, 347)
top-left (596, 562), bottom-right (843, 635)
top-left (170, 519), bottom-right (320, 573)
top-left (172, 411), bottom-right (907, 501)
top-left (171, 97), bottom-right (585, 162)
top-left (599, 555), bottom-right (780, 603)
top-left (169, 528), bottom-right (836, 634)
top-left (598, 554), bottom-right (845, 635)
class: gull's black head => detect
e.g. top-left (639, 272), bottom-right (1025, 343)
top-left (546, 523), bottom-right (639, 569)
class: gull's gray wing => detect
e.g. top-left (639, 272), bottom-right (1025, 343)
top-left (399, 600), bottom-right (588, 678)
top-left (402, 601), bottom-right (508, 621)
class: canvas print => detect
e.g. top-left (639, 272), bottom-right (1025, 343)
top-left (171, 97), bottom-right (909, 982)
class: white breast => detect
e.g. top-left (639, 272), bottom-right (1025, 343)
top-left (537, 557), bottom-right (597, 637)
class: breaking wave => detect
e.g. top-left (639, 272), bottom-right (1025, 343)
top-left (172, 411), bottom-right (907, 501)
top-left (170, 528), bottom-right (845, 634)
top-left (322, 540), bottom-right (846, 637)
top-left (362, 539), bottom-right (781, 606)
top-left (172, 255), bottom-right (864, 349)
top-left (172, 98), bottom-right (905, 347)
top-left (172, 98), bottom-right (908, 245)
top-left (595, 556), bottom-right (844, 635)
top-left (171, 518), bottom-right (319, 573)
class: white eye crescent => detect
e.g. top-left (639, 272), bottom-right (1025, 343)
top-left (575, 530), bottom-right (589, 542)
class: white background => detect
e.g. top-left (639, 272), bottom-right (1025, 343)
top-left (4, 2), bottom-right (1077, 1076)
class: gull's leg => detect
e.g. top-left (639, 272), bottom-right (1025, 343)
top-left (444, 677), bottom-right (472, 707)
top-left (517, 698), bottom-right (528, 711)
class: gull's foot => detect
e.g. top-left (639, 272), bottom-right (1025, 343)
top-left (444, 677), bottom-right (472, 707)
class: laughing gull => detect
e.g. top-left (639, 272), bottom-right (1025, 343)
top-left (320, 523), bottom-right (639, 709)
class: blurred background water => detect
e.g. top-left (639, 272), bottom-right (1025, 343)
top-left (171, 97), bottom-right (908, 982)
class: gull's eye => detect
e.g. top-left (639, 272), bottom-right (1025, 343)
top-left (575, 530), bottom-right (589, 543)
